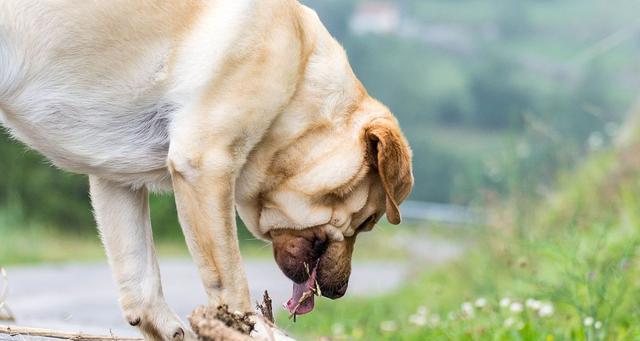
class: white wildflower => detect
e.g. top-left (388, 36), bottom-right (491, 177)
top-left (380, 320), bottom-right (397, 332)
top-left (510, 302), bottom-right (524, 313)
top-left (417, 306), bottom-right (428, 316)
top-left (538, 302), bottom-right (554, 317)
top-left (409, 314), bottom-right (426, 327)
top-left (584, 317), bottom-right (594, 327)
top-left (525, 299), bottom-right (541, 311)
top-left (594, 321), bottom-right (602, 330)
top-left (475, 298), bottom-right (487, 308)
top-left (504, 317), bottom-right (516, 328)
top-left (461, 302), bottom-right (474, 317)
top-left (500, 297), bottom-right (511, 308)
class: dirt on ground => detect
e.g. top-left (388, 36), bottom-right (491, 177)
top-left (189, 305), bottom-right (255, 341)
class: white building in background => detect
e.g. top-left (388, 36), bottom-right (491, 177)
top-left (349, 1), bottom-right (400, 36)
top-left (348, 1), bottom-right (476, 55)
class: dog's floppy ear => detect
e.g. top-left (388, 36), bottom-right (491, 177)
top-left (365, 118), bottom-right (414, 225)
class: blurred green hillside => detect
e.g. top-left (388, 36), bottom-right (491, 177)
top-left (1, 0), bottom-right (639, 238)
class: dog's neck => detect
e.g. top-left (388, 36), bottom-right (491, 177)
top-left (234, 5), bottom-right (367, 230)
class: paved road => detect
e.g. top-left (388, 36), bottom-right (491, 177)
top-left (1, 259), bottom-right (409, 338)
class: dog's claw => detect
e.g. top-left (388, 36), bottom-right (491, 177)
top-left (172, 327), bottom-right (185, 340)
top-left (128, 317), bottom-right (141, 326)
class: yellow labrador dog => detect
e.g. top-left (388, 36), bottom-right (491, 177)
top-left (0, 0), bottom-right (413, 340)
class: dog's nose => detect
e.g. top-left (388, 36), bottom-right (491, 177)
top-left (272, 228), bottom-right (328, 283)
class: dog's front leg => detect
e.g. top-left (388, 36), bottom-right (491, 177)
top-left (89, 176), bottom-right (195, 341)
top-left (168, 144), bottom-right (251, 312)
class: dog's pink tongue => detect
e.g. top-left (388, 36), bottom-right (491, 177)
top-left (284, 269), bottom-right (317, 315)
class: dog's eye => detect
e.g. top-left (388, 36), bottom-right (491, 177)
top-left (358, 214), bottom-right (377, 231)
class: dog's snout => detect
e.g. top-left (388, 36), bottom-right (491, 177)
top-left (285, 239), bottom-right (303, 256)
top-left (272, 228), bottom-right (327, 283)
top-left (279, 234), bottom-right (325, 260)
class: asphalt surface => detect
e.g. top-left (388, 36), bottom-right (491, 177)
top-left (0, 259), bottom-right (409, 338)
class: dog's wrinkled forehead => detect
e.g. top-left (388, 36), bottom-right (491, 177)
top-left (259, 173), bottom-right (385, 240)
top-left (255, 127), bottom-right (385, 240)
top-left (268, 126), bottom-right (367, 197)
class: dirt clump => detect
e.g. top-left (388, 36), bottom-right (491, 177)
top-left (189, 305), bottom-right (255, 341)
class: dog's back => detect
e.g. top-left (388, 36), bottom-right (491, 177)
top-left (0, 2), bottom-right (26, 106)
top-left (0, 0), bottom-right (300, 188)
top-left (0, 1), bottom-right (202, 184)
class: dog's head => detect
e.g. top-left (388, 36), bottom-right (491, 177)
top-left (234, 5), bottom-right (412, 315)
top-left (237, 96), bottom-right (413, 315)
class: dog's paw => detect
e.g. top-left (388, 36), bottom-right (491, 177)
top-left (134, 316), bottom-right (195, 341)
top-left (124, 303), bottom-right (196, 341)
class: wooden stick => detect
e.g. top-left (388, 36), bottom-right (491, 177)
top-left (256, 291), bottom-right (274, 324)
top-left (0, 325), bottom-right (142, 341)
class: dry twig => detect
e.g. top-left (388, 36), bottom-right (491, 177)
top-left (256, 291), bottom-right (274, 324)
top-left (0, 325), bottom-right (142, 341)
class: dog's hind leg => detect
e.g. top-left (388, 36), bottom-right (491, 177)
top-left (89, 176), bottom-right (196, 341)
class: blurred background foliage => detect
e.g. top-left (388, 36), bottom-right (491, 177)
top-left (1, 0), bottom-right (639, 242)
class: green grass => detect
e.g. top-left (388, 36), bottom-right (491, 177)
top-left (0, 225), bottom-right (194, 265)
top-left (278, 146), bottom-right (640, 340)
top-left (0, 227), bottom-right (105, 265)
top-left (0, 218), bottom-right (414, 266)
